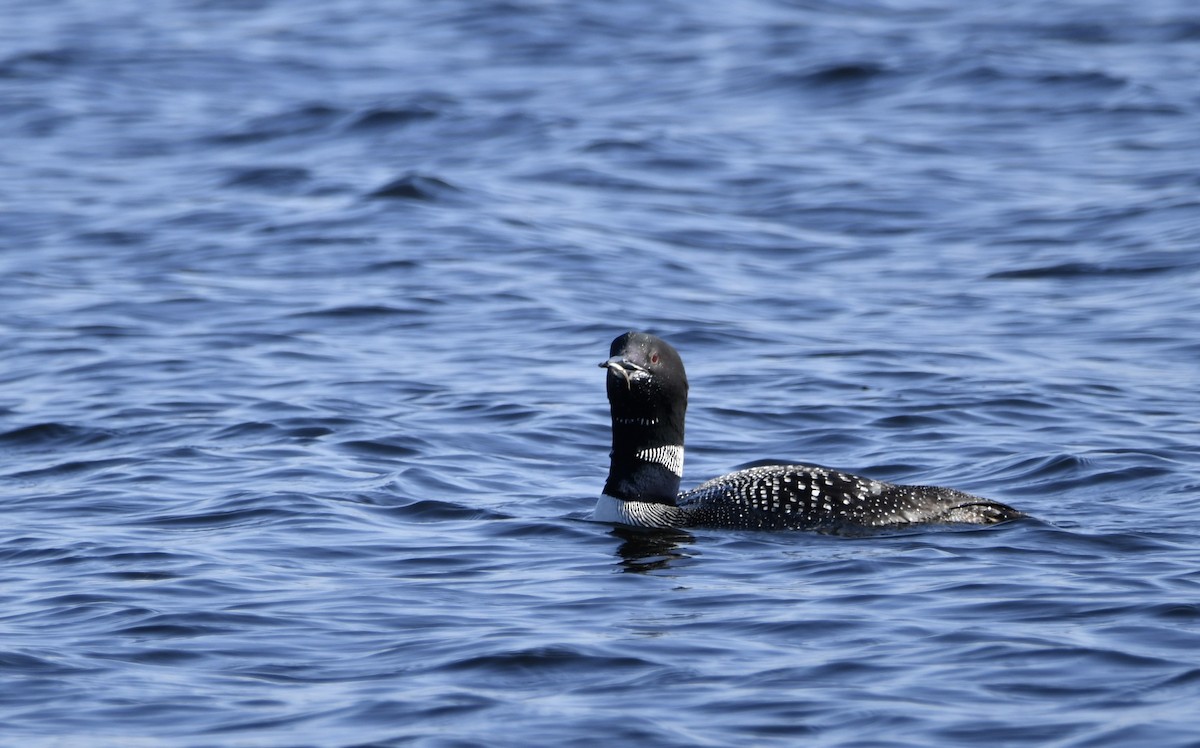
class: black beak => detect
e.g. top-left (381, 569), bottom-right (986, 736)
top-left (599, 356), bottom-right (646, 390)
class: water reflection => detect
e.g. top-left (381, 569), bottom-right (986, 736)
top-left (612, 526), bottom-right (694, 573)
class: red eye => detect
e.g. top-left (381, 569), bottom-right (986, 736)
top-left (651, 352), bottom-right (659, 364)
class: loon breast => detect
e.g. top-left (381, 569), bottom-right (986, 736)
top-left (596, 331), bottom-right (1025, 532)
top-left (593, 494), bottom-right (686, 528)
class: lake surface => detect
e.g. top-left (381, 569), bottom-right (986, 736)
top-left (3, 0), bottom-right (1200, 745)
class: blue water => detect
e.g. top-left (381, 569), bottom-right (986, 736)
top-left (3, 0), bottom-right (1200, 744)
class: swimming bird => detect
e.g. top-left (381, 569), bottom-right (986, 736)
top-left (595, 331), bottom-right (1025, 531)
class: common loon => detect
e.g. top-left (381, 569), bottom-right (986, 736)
top-left (595, 332), bottom-right (1025, 531)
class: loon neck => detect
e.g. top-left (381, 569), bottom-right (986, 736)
top-left (603, 419), bottom-right (685, 505)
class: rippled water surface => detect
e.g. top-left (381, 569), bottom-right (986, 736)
top-left (3, 0), bottom-right (1200, 745)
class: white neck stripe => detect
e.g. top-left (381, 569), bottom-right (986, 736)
top-left (635, 445), bottom-right (684, 477)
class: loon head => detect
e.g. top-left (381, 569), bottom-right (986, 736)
top-left (599, 332), bottom-right (688, 503)
top-left (601, 331), bottom-right (688, 431)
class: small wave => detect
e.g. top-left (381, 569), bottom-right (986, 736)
top-left (385, 497), bottom-right (499, 522)
top-left (519, 166), bottom-right (661, 192)
top-left (988, 260), bottom-right (1199, 280)
top-left (0, 650), bottom-right (88, 675)
top-left (290, 304), bottom-right (425, 319)
top-left (8, 457), bottom-right (132, 481)
top-left (135, 506), bottom-right (301, 529)
top-left (580, 137), bottom-right (653, 154)
top-left (223, 166), bottom-right (312, 191)
top-left (441, 645), bottom-right (657, 680)
top-left (725, 59), bottom-right (899, 98)
top-left (72, 230), bottom-right (148, 247)
top-left (211, 104), bottom-right (344, 144)
top-left (1030, 19), bottom-right (1200, 44)
top-left (338, 437), bottom-right (425, 458)
top-left (0, 422), bottom-right (115, 449)
top-left (0, 48), bottom-right (78, 79)
top-left (347, 105), bottom-right (442, 131)
top-left (799, 61), bottom-right (894, 86)
top-left (211, 421), bottom-right (339, 444)
top-left (367, 172), bottom-right (462, 200)
top-left (948, 64), bottom-right (1128, 91)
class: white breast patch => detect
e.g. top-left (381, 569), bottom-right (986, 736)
top-left (593, 494), bottom-right (684, 528)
